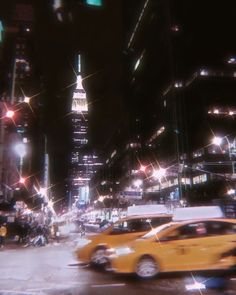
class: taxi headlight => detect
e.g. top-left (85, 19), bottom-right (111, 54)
top-left (115, 246), bottom-right (135, 256)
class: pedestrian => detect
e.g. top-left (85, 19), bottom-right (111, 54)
top-left (0, 223), bottom-right (7, 248)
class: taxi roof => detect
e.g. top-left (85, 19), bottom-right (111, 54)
top-left (122, 212), bottom-right (172, 221)
top-left (172, 206), bottom-right (224, 221)
top-left (127, 204), bottom-right (169, 216)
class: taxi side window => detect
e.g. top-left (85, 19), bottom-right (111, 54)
top-left (207, 221), bottom-right (236, 236)
top-left (160, 229), bottom-right (180, 241)
top-left (110, 221), bottom-right (130, 234)
top-left (178, 222), bottom-right (207, 240)
top-left (110, 219), bottom-right (142, 234)
top-left (150, 217), bottom-right (172, 228)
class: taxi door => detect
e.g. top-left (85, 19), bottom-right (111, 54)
top-left (157, 222), bottom-right (213, 272)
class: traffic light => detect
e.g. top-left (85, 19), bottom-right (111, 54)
top-left (85, 0), bottom-right (102, 6)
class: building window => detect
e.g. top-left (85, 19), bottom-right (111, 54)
top-left (193, 174), bottom-right (207, 184)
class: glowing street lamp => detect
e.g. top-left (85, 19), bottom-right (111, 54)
top-left (14, 143), bottom-right (27, 158)
top-left (212, 136), bottom-right (223, 146)
top-left (19, 177), bottom-right (26, 184)
top-left (212, 136), bottom-right (235, 174)
top-left (23, 96), bottom-right (30, 103)
top-left (139, 165), bottom-right (146, 172)
top-left (39, 187), bottom-right (47, 197)
top-left (227, 189), bottom-right (235, 196)
top-left (14, 143), bottom-right (27, 175)
top-left (152, 167), bottom-right (166, 181)
top-left (133, 179), bottom-right (143, 188)
top-left (6, 110), bottom-right (15, 118)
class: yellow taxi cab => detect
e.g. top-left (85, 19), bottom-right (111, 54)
top-left (75, 211), bottom-right (172, 266)
top-left (107, 218), bottom-right (236, 278)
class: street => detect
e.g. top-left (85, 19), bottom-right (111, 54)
top-left (0, 235), bottom-right (236, 295)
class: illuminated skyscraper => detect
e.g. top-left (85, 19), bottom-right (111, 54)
top-left (70, 54), bottom-right (91, 206)
top-left (0, 2), bottom-right (37, 203)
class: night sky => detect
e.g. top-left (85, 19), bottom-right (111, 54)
top-left (32, 0), bottom-right (124, 190)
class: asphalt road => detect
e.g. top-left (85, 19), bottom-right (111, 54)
top-left (0, 235), bottom-right (236, 295)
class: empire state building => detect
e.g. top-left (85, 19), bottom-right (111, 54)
top-left (69, 55), bottom-right (91, 206)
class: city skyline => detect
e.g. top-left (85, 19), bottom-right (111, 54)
top-left (0, 0), bottom-right (236, 207)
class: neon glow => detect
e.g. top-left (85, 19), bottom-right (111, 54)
top-left (0, 20), bottom-right (3, 43)
top-left (86, 0), bottom-right (102, 6)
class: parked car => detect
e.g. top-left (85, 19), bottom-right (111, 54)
top-left (75, 206), bottom-right (172, 266)
top-left (106, 218), bottom-right (236, 278)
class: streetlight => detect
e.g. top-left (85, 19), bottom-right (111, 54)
top-left (212, 136), bottom-right (235, 174)
top-left (14, 142), bottom-right (27, 175)
top-left (23, 96), bottom-right (30, 103)
top-left (6, 110), bottom-right (15, 118)
top-left (151, 167), bottom-right (167, 203)
top-left (212, 136), bottom-right (223, 146)
top-left (133, 179), bottom-right (143, 188)
top-left (139, 165), bottom-right (146, 173)
top-left (152, 167), bottom-right (166, 181)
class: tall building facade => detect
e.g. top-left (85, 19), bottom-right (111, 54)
top-left (69, 55), bottom-right (91, 206)
top-left (0, 2), bottom-right (41, 207)
top-left (94, 0), bottom-right (236, 205)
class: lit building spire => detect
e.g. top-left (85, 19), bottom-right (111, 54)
top-left (72, 54), bottom-right (88, 112)
top-left (78, 54), bottom-right (81, 73)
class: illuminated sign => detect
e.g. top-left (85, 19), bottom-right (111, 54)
top-left (0, 20), bottom-right (3, 43)
top-left (86, 0), bottom-right (102, 6)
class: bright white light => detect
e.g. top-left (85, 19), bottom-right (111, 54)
top-left (171, 25), bottom-right (179, 32)
top-left (213, 109), bottom-right (219, 114)
top-left (227, 189), bottom-right (235, 195)
top-left (53, 0), bottom-right (62, 10)
top-left (228, 57), bottom-right (236, 64)
top-left (98, 196), bottom-right (105, 202)
top-left (212, 136), bottom-right (223, 146)
top-left (200, 69), bottom-right (208, 76)
top-left (24, 96), bottom-right (30, 103)
top-left (48, 200), bottom-right (54, 208)
top-left (139, 165), bottom-right (146, 172)
top-left (6, 110), bottom-right (14, 118)
top-left (152, 168), bottom-right (166, 180)
top-left (14, 143), bottom-right (27, 158)
top-left (134, 58), bottom-right (140, 70)
top-left (115, 246), bottom-right (134, 256)
top-left (185, 282), bottom-right (206, 291)
top-left (39, 187), bottom-right (47, 196)
top-left (19, 177), bottom-right (26, 184)
top-left (174, 82), bottom-right (182, 88)
top-left (133, 179), bottom-right (143, 187)
top-left (229, 111), bottom-right (234, 116)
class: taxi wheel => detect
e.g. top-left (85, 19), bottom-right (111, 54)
top-left (136, 256), bottom-right (159, 279)
top-left (90, 247), bottom-right (107, 266)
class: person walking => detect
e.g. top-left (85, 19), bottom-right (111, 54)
top-left (0, 223), bottom-right (7, 248)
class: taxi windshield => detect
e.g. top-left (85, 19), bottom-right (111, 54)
top-left (141, 222), bottom-right (176, 239)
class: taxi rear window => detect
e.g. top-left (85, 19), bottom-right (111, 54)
top-left (111, 216), bottom-right (171, 234)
